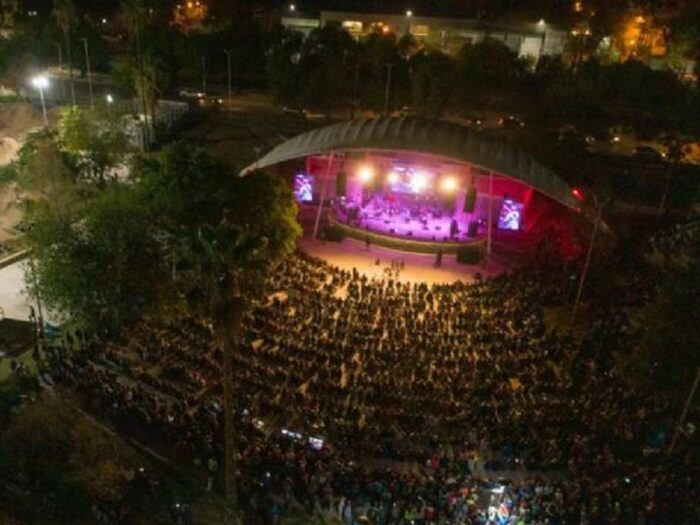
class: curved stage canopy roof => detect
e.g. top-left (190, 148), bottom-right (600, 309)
top-left (240, 116), bottom-right (578, 210)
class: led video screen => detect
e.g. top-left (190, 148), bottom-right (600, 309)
top-left (294, 173), bottom-right (314, 203)
top-left (498, 198), bottom-right (523, 231)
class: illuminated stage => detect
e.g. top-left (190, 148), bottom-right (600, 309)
top-left (295, 153), bottom-right (531, 256)
top-left (241, 117), bottom-right (590, 264)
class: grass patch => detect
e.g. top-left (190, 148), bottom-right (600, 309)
top-left (0, 351), bottom-right (36, 383)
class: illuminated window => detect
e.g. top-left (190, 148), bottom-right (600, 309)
top-left (342, 21), bottom-right (363, 33)
top-left (410, 24), bottom-right (429, 37)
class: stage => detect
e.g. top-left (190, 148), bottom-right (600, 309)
top-left (241, 116), bottom-right (588, 275)
top-left (327, 215), bottom-right (485, 255)
top-left (299, 236), bottom-right (503, 285)
top-left (333, 193), bottom-right (485, 243)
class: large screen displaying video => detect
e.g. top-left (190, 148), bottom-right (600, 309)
top-left (387, 167), bottom-right (434, 195)
top-left (294, 173), bottom-right (314, 203)
top-left (498, 198), bottom-right (523, 231)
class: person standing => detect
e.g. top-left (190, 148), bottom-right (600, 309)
top-left (434, 249), bottom-right (443, 268)
top-left (206, 457), bottom-right (218, 492)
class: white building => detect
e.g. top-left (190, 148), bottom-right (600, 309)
top-left (282, 11), bottom-right (567, 61)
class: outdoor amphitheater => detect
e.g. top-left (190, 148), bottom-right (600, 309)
top-left (40, 118), bottom-right (695, 524)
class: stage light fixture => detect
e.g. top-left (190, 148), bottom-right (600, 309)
top-left (411, 171), bottom-right (428, 192)
top-left (441, 176), bottom-right (458, 192)
top-left (358, 165), bottom-right (375, 183)
top-left (387, 170), bottom-right (400, 184)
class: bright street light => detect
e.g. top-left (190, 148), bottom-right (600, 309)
top-left (289, 3), bottom-right (295, 11)
top-left (31, 75), bottom-right (49, 126)
top-left (406, 10), bottom-right (413, 17)
top-left (106, 93), bottom-right (114, 104)
top-left (538, 19), bottom-right (546, 28)
top-left (31, 75), bottom-right (48, 89)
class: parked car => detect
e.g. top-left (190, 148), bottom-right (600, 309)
top-left (179, 88), bottom-right (205, 99)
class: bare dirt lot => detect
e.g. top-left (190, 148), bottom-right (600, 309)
top-left (0, 102), bottom-right (60, 245)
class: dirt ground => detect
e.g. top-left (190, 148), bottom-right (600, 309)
top-left (0, 102), bottom-right (57, 146)
top-left (0, 181), bottom-right (24, 243)
top-left (0, 103), bottom-right (60, 245)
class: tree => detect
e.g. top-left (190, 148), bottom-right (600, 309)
top-left (357, 31), bottom-right (409, 113)
top-left (620, 225), bottom-right (700, 448)
top-left (58, 106), bottom-right (130, 184)
top-left (121, 0), bottom-right (154, 145)
top-left (0, 393), bottom-right (133, 522)
top-left (52, 0), bottom-right (77, 106)
top-left (10, 129), bottom-right (78, 202)
top-left (296, 24), bottom-right (357, 113)
top-left (0, 0), bottom-right (19, 28)
top-left (668, 4), bottom-right (700, 76)
top-left (266, 26), bottom-right (304, 107)
top-left (132, 144), bottom-right (300, 523)
top-left (68, 420), bottom-right (131, 503)
top-left (409, 49), bottom-right (458, 118)
top-left (0, 31), bottom-right (38, 93)
top-left (26, 184), bottom-right (164, 335)
top-left (456, 38), bottom-right (527, 109)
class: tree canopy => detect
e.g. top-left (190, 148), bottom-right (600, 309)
top-left (26, 140), bottom-right (300, 337)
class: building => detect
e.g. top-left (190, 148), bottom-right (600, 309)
top-left (282, 10), bottom-right (567, 61)
top-left (173, 0), bottom-right (208, 31)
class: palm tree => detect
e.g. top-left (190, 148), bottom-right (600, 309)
top-left (121, 0), bottom-right (151, 147)
top-left (134, 55), bottom-right (159, 146)
top-left (141, 147), bottom-right (301, 524)
top-left (52, 0), bottom-right (76, 106)
top-left (184, 175), bottom-right (300, 525)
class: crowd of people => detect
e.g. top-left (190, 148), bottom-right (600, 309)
top-left (43, 247), bottom-right (697, 524)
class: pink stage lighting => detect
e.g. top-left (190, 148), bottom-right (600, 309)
top-left (387, 170), bottom-right (400, 184)
top-left (358, 165), bottom-right (375, 184)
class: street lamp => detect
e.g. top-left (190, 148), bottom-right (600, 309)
top-left (31, 75), bottom-right (49, 126)
top-left (384, 63), bottom-right (393, 115)
top-left (537, 19), bottom-right (547, 62)
top-left (81, 37), bottom-right (94, 107)
top-left (106, 93), bottom-right (114, 104)
top-left (406, 10), bottom-right (413, 17)
top-left (571, 194), bottom-right (609, 323)
top-left (289, 3), bottom-right (295, 12)
top-left (224, 49), bottom-right (232, 115)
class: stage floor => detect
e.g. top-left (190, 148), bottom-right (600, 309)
top-left (298, 236), bottom-right (503, 285)
top-left (357, 213), bottom-right (478, 242)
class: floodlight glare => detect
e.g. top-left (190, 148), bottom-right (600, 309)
top-left (31, 75), bottom-right (49, 89)
top-left (411, 171), bottom-right (428, 192)
top-left (440, 176), bottom-right (458, 192)
top-left (358, 165), bottom-right (375, 183)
